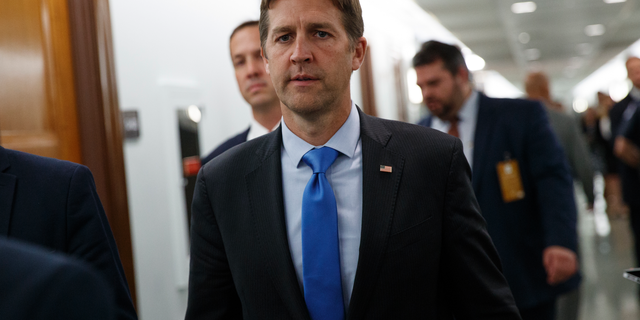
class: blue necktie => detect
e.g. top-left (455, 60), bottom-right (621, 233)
top-left (301, 147), bottom-right (344, 320)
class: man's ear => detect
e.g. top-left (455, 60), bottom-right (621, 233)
top-left (456, 65), bottom-right (470, 84)
top-left (261, 47), bottom-right (270, 75)
top-left (351, 37), bottom-right (368, 71)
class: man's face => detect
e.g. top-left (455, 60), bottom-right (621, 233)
top-left (415, 60), bottom-right (465, 120)
top-left (628, 58), bottom-right (640, 89)
top-left (230, 26), bottom-right (279, 110)
top-left (262, 0), bottom-right (365, 116)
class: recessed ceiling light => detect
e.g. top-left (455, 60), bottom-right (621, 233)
top-left (585, 24), bottom-right (606, 37)
top-left (524, 48), bottom-right (541, 61)
top-left (512, 2), bottom-right (537, 14)
top-left (604, 0), bottom-right (626, 3)
top-left (518, 32), bottom-right (531, 44)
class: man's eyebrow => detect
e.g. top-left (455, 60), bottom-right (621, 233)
top-left (271, 26), bottom-right (295, 36)
top-left (306, 22), bottom-right (337, 32)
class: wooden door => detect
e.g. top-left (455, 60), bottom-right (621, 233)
top-left (0, 0), bottom-right (81, 162)
top-left (0, 0), bottom-right (136, 305)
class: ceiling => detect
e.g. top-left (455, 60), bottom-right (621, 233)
top-left (414, 0), bottom-right (640, 103)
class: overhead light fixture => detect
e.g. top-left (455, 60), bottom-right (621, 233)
top-left (187, 105), bottom-right (202, 123)
top-left (585, 24), bottom-right (606, 37)
top-left (511, 2), bottom-right (537, 14)
top-left (518, 32), bottom-right (531, 44)
top-left (604, 0), bottom-right (626, 3)
top-left (573, 98), bottom-right (589, 113)
top-left (466, 54), bottom-right (486, 71)
top-left (524, 48), bottom-right (541, 61)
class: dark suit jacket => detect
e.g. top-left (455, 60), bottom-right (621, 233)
top-left (609, 94), bottom-right (640, 207)
top-left (0, 238), bottom-right (115, 320)
top-left (418, 94), bottom-right (580, 309)
top-left (0, 147), bottom-right (137, 320)
top-left (186, 108), bottom-right (521, 319)
top-left (201, 127), bottom-right (250, 165)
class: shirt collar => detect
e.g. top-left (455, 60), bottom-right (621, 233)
top-left (432, 90), bottom-right (479, 126)
top-left (247, 117), bottom-right (280, 141)
top-left (281, 101), bottom-right (360, 168)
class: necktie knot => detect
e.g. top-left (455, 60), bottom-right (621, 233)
top-left (302, 147), bottom-right (339, 174)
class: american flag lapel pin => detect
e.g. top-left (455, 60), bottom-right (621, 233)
top-left (380, 165), bottom-right (392, 173)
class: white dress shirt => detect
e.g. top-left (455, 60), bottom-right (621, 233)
top-left (430, 90), bottom-right (479, 168)
top-left (280, 101), bottom-right (363, 309)
top-left (247, 117), bottom-right (280, 141)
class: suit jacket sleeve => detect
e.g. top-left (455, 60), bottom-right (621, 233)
top-left (66, 165), bottom-right (137, 320)
top-left (565, 117), bottom-right (595, 205)
top-left (441, 139), bottom-right (521, 319)
top-left (526, 104), bottom-right (578, 251)
top-left (185, 168), bottom-right (242, 320)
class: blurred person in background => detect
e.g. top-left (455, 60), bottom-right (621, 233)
top-left (415, 41), bottom-right (580, 320)
top-left (609, 56), bottom-right (640, 268)
top-left (525, 71), bottom-right (595, 209)
top-left (201, 20), bottom-right (282, 165)
top-left (594, 91), bottom-right (629, 218)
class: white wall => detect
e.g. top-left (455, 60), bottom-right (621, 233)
top-left (110, 1), bottom-right (476, 319)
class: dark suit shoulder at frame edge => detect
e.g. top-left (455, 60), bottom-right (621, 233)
top-left (1, 147), bottom-right (83, 177)
top-left (372, 116), bottom-right (459, 152)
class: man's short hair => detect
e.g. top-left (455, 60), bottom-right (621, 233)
top-left (230, 20), bottom-right (260, 42)
top-left (412, 40), bottom-right (468, 76)
top-left (258, 0), bottom-right (364, 56)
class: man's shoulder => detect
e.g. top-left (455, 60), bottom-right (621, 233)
top-left (362, 114), bottom-right (459, 155)
top-left (201, 127), bottom-right (250, 165)
top-left (2, 147), bottom-right (84, 179)
top-left (201, 130), bottom-right (277, 177)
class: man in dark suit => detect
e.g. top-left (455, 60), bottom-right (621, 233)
top-left (0, 238), bottom-right (115, 320)
top-left (0, 146), bottom-right (137, 320)
top-left (185, 0), bottom-right (520, 319)
top-left (415, 41), bottom-right (580, 320)
top-left (610, 56), bottom-right (640, 267)
top-left (201, 20), bottom-right (282, 164)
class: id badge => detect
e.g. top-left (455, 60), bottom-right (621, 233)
top-left (496, 159), bottom-right (525, 203)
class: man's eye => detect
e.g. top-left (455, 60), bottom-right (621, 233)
top-left (277, 35), bottom-right (291, 42)
top-left (317, 31), bottom-right (329, 38)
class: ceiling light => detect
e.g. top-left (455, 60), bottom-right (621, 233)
top-left (573, 98), bottom-right (589, 113)
top-left (524, 48), bottom-right (541, 61)
top-left (609, 81), bottom-right (631, 102)
top-left (604, 0), bottom-right (626, 3)
top-left (585, 24), bottom-right (606, 37)
top-left (466, 54), bottom-right (486, 71)
top-left (511, 2), bottom-right (537, 14)
top-left (569, 57), bottom-right (584, 69)
top-left (187, 105), bottom-right (202, 123)
top-left (518, 32), bottom-right (531, 44)
top-left (461, 47), bottom-right (473, 56)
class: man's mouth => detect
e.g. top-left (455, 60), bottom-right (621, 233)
top-left (291, 74), bottom-right (319, 82)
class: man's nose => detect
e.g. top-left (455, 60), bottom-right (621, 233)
top-left (246, 59), bottom-right (262, 78)
top-left (290, 36), bottom-right (313, 64)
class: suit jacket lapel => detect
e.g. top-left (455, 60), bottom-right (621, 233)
top-left (472, 94), bottom-right (498, 192)
top-left (0, 147), bottom-right (16, 236)
top-left (244, 128), bottom-right (310, 320)
top-left (347, 110), bottom-right (405, 319)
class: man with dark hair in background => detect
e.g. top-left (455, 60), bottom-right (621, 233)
top-left (415, 40), bottom-right (580, 320)
top-left (200, 20), bottom-right (281, 164)
top-left (186, 0), bottom-right (521, 319)
top-left (611, 56), bottom-right (640, 269)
